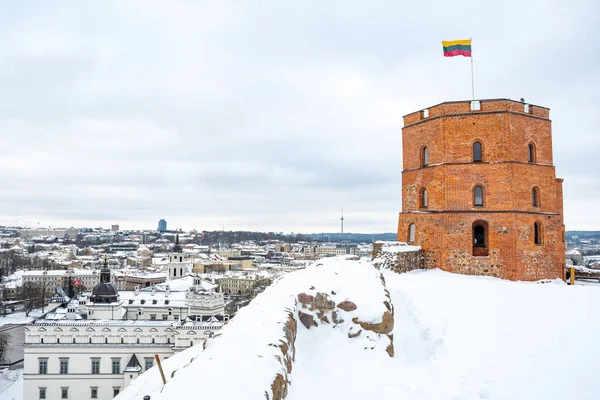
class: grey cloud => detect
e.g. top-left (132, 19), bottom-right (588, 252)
top-left (0, 0), bottom-right (598, 232)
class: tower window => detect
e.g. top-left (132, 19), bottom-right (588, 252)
top-left (534, 222), bottom-right (542, 245)
top-left (473, 141), bottom-right (482, 162)
top-left (473, 221), bottom-right (488, 256)
top-left (408, 223), bottom-right (416, 243)
top-left (528, 143), bottom-right (536, 163)
top-left (474, 186), bottom-right (484, 207)
top-left (420, 188), bottom-right (428, 209)
top-left (421, 146), bottom-right (429, 167)
top-left (532, 187), bottom-right (540, 207)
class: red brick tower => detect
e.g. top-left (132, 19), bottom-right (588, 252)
top-left (397, 99), bottom-right (566, 281)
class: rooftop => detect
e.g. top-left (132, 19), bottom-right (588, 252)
top-left (403, 98), bottom-right (550, 127)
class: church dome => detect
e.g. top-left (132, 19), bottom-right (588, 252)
top-left (92, 282), bottom-right (118, 297)
top-left (90, 254), bottom-right (119, 303)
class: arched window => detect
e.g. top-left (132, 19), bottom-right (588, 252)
top-left (474, 186), bottom-right (484, 207)
top-left (472, 221), bottom-right (488, 256)
top-left (528, 143), bottom-right (536, 163)
top-left (534, 222), bottom-right (542, 245)
top-left (408, 223), bottom-right (416, 243)
top-left (473, 141), bottom-right (482, 162)
top-left (532, 187), bottom-right (540, 207)
top-left (420, 188), bottom-right (428, 208)
top-left (421, 146), bottom-right (429, 167)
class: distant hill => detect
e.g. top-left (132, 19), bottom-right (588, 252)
top-left (566, 231), bottom-right (600, 240)
top-left (307, 232), bottom-right (397, 243)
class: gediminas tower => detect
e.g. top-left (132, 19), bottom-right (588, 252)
top-left (397, 99), bottom-right (566, 281)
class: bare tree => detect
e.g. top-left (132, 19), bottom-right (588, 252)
top-left (19, 281), bottom-right (51, 316)
top-left (0, 333), bottom-right (8, 364)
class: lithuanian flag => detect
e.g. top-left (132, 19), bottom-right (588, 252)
top-left (442, 39), bottom-right (472, 57)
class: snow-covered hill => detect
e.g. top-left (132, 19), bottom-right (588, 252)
top-left (116, 258), bottom-right (600, 400)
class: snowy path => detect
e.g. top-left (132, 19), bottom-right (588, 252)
top-left (288, 269), bottom-right (600, 400)
top-left (0, 369), bottom-right (23, 400)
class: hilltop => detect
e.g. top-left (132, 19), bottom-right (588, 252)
top-left (116, 257), bottom-right (600, 400)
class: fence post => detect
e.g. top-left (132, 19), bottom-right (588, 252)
top-left (155, 354), bottom-right (167, 385)
top-left (570, 267), bottom-right (575, 285)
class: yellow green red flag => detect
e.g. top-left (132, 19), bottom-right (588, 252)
top-left (442, 39), bottom-right (472, 57)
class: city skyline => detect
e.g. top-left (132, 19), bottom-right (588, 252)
top-left (1, 1), bottom-right (599, 232)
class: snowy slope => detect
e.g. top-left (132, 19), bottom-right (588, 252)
top-left (290, 269), bottom-right (600, 400)
top-left (116, 256), bottom-right (390, 400)
top-left (117, 259), bottom-right (600, 400)
top-left (0, 369), bottom-right (23, 400)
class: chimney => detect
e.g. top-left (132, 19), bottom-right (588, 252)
top-left (135, 285), bottom-right (140, 296)
top-left (151, 286), bottom-right (156, 296)
top-left (165, 285), bottom-right (170, 297)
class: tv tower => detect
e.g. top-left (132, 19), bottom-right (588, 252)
top-left (340, 208), bottom-right (344, 234)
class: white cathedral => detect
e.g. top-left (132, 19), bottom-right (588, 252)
top-left (23, 247), bottom-right (227, 400)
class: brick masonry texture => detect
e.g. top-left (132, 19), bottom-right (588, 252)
top-left (397, 99), bottom-right (566, 281)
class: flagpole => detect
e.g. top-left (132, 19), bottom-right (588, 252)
top-left (470, 37), bottom-right (475, 100)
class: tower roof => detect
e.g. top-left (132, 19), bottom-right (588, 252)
top-left (90, 253), bottom-right (119, 303)
top-left (172, 234), bottom-right (183, 253)
top-left (124, 354), bottom-right (142, 372)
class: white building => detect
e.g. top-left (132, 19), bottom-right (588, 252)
top-left (24, 255), bottom-right (226, 400)
top-left (22, 269), bottom-right (101, 290)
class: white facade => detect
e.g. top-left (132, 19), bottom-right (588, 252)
top-left (23, 273), bottom-right (226, 400)
top-left (22, 269), bottom-right (101, 289)
top-left (24, 320), bottom-right (218, 400)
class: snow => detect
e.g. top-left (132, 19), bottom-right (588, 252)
top-left (291, 269), bottom-right (600, 400)
top-left (116, 259), bottom-right (600, 400)
top-left (0, 309), bottom-right (45, 327)
top-left (375, 240), bottom-right (421, 253)
top-left (0, 369), bottom-right (23, 400)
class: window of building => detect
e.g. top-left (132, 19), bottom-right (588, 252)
top-left (113, 388), bottom-right (120, 397)
top-left (528, 143), bottom-right (536, 163)
top-left (91, 359), bottom-right (100, 374)
top-left (173, 268), bottom-right (177, 277)
top-left (61, 387), bottom-right (68, 399)
top-left (152, 338), bottom-right (155, 344)
top-left (150, 314), bottom-right (156, 320)
top-left (145, 358), bottom-right (153, 371)
top-left (420, 188), bottom-right (428, 208)
top-left (59, 359), bottom-right (69, 374)
top-left (534, 222), bottom-right (543, 245)
top-left (91, 387), bottom-right (98, 399)
top-left (408, 223), bottom-right (416, 243)
top-left (474, 186), bottom-right (484, 207)
top-left (421, 146), bottom-right (429, 167)
top-left (167, 338), bottom-right (171, 344)
top-left (38, 359), bottom-right (48, 375)
top-left (57, 338), bottom-right (60, 344)
top-left (39, 387), bottom-right (46, 399)
top-left (40, 338), bottom-right (43, 344)
top-left (174, 315), bottom-right (179, 320)
top-left (473, 221), bottom-right (489, 257)
top-left (532, 187), bottom-right (540, 207)
top-left (473, 141), bottom-right (482, 162)
top-left (112, 359), bottom-right (121, 374)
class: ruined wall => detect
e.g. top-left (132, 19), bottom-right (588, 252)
top-left (372, 241), bottom-right (424, 274)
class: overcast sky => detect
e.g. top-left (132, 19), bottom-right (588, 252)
top-left (0, 0), bottom-right (598, 233)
